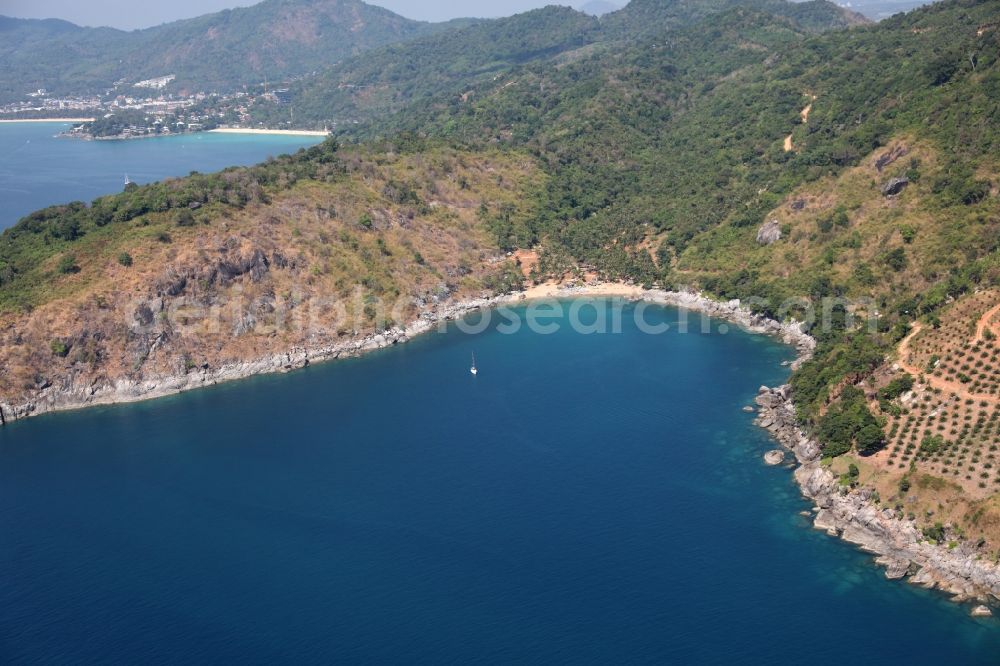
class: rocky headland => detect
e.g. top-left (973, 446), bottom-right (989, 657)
top-left (756, 385), bottom-right (1000, 609)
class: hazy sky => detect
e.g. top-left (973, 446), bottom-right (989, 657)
top-left (0, 0), bottom-right (565, 29)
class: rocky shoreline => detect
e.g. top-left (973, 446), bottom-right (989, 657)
top-left (0, 285), bottom-right (813, 424)
top-left (0, 292), bottom-right (516, 423)
top-left (755, 386), bottom-right (1000, 610)
top-left (3, 282), bottom-right (997, 612)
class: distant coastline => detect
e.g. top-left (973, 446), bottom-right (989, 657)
top-left (208, 128), bottom-right (331, 137)
top-left (50, 126), bottom-right (330, 141)
top-left (0, 118), bottom-right (94, 123)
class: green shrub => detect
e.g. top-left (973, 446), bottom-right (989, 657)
top-left (920, 434), bottom-right (944, 455)
top-left (879, 374), bottom-right (914, 401)
top-left (857, 424), bottom-right (886, 456)
top-left (817, 386), bottom-right (883, 457)
top-left (175, 209), bottom-right (196, 227)
top-left (884, 247), bottom-right (907, 272)
top-left (922, 522), bottom-right (946, 544)
top-left (57, 254), bottom-right (79, 274)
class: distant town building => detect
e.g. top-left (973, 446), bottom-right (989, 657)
top-left (135, 75), bottom-right (177, 90)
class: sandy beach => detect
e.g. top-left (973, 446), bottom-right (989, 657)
top-left (521, 281), bottom-right (646, 300)
top-left (208, 128), bottom-right (330, 137)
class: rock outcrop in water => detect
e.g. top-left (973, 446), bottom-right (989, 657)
top-left (764, 450), bottom-right (786, 465)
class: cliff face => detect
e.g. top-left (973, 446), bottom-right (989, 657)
top-left (0, 294), bottom-right (507, 421)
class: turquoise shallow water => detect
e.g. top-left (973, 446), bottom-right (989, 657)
top-left (0, 122), bottom-right (325, 230)
top-left (1, 302), bottom-right (998, 663)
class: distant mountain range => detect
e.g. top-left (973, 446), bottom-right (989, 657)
top-left (0, 0), bottom-right (927, 107)
top-left (249, 0), bottom-right (868, 129)
top-left (0, 0), bottom-right (476, 104)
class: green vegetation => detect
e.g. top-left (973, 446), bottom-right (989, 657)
top-left (920, 434), bottom-right (945, 455)
top-left (0, 139), bottom-right (343, 310)
top-left (57, 254), bottom-right (79, 275)
top-left (80, 109), bottom-right (219, 139)
top-left (251, 0), bottom-right (861, 130)
top-left (252, 6), bottom-right (602, 130)
top-left (339, 0), bottom-right (996, 313)
top-left (879, 375), bottom-right (915, 402)
top-left (816, 386), bottom-right (885, 457)
top-left (599, 0), bottom-right (864, 37)
top-left (923, 522), bottom-right (946, 544)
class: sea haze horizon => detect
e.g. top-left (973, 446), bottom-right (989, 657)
top-left (1, 302), bottom-right (998, 662)
top-left (0, 122), bottom-right (325, 230)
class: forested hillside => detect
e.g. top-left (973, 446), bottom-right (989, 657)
top-left (250, 6), bottom-right (603, 128)
top-left (346, 1), bottom-right (995, 275)
top-left (600, 0), bottom-right (867, 36)
top-left (251, 0), bottom-right (866, 129)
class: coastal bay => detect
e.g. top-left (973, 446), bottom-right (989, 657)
top-left (7, 277), bottom-right (998, 606)
top-left (2, 0), bottom-right (998, 660)
top-left (2, 300), bottom-right (998, 662)
top-left (0, 122), bottom-right (325, 230)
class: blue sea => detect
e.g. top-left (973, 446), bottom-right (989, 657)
top-left (0, 122), bottom-right (325, 230)
top-left (1, 303), bottom-right (998, 663)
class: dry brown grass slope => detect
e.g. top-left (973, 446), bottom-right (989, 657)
top-left (0, 148), bottom-right (542, 407)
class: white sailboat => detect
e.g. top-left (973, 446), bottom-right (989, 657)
top-left (470, 352), bottom-right (478, 376)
